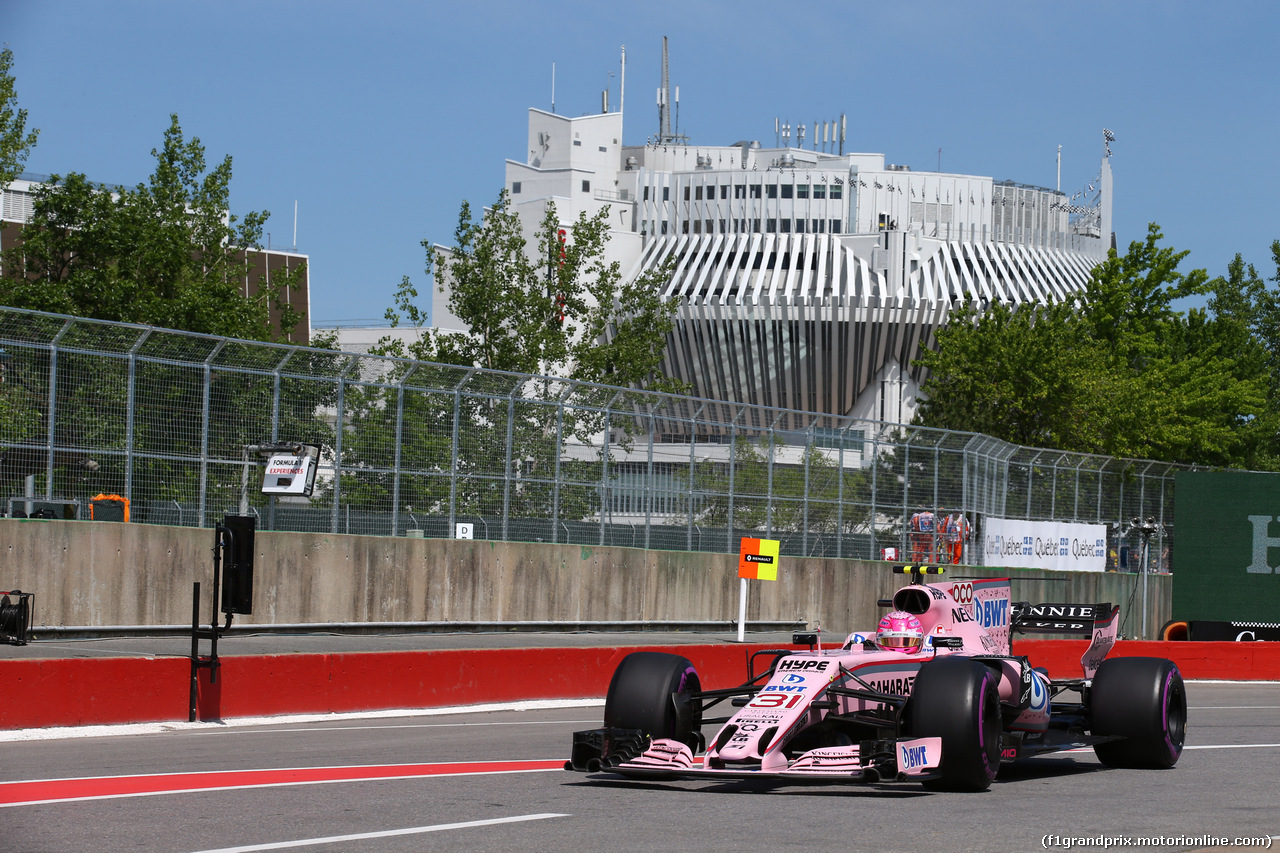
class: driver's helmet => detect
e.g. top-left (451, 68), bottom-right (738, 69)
top-left (875, 611), bottom-right (925, 654)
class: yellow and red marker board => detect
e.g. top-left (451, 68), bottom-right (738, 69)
top-left (738, 537), bottom-right (781, 581)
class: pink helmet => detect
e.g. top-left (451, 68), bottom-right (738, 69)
top-left (876, 611), bottom-right (924, 654)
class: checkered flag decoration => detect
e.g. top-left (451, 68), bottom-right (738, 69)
top-left (1103, 128), bottom-right (1115, 155)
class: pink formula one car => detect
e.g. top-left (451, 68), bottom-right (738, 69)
top-left (567, 565), bottom-right (1187, 791)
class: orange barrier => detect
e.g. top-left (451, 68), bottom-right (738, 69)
top-left (88, 493), bottom-right (130, 522)
top-left (4, 640), bottom-right (1279, 731)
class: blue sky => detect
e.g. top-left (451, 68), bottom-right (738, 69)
top-left (3, 0), bottom-right (1277, 328)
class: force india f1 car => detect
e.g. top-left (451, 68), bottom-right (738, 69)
top-left (567, 565), bottom-right (1187, 791)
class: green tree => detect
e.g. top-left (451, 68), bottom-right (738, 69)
top-left (915, 224), bottom-right (1276, 469)
top-left (0, 47), bottom-right (39, 186)
top-left (915, 301), bottom-right (1126, 454)
top-left (0, 114), bottom-right (302, 341)
top-left (334, 192), bottom-right (687, 528)
top-left (401, 191), bottom-right (683, 393)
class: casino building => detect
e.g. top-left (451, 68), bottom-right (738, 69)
top-left (433, 45), bottom-right (1113, 425)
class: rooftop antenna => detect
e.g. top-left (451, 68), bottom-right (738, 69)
top-left (654, 36), bottom-right (687, 145)
top-left (1057, 144), bottom-right (1061, 191)
top-left (292, 200), bottom-right (297, 250)
top-left (840, 114), bottom-right (846, 155)
top-left (551, 62), bottom-right (556, 115)
top-left (659, 36), bottom-right (671, 142)
top-left (674, 85), bottom-right (680, 142)
top-left (619, 45), bottom-right (626, 123)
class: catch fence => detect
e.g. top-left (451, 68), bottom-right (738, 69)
top-left (0, 307), bottom-right (1186, 569)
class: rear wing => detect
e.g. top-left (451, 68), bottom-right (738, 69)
top-left (1012, 601), bottom-right (1120, 678)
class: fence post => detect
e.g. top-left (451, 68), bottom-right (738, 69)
top-left (505, 385), bottom-right (517, 544)
top-left (551, 398), bottom-right (563, 544)
top-left (266, 350), bottom-right (291, 532)
top-left (43, 321), bottom-right (72, 500)
top-left (869, 427), bottom-right (879, 558)
top-left (727, 410), bottom-right (740, 553)
top-left (644, 408), bottom-right (654, 551)
top-left (802, 420), bottom-right (812, 556)
top-left (901, 436), bottom-right (911, 545)
top-left (447, 375), bottom-right (466, 540)
top-left (391, 364), bottom-right (416, 538)
top-left (123, 330), bottom-right (149, 505)
top-left (330, 356), bottom-right (356, 535)
top-left (198, 340), bottom-right (225, 529)
top-left (687, 418), bottom-right (697, 552)
top-left (836, 424), bottom-right (846, 560)
top-left (598, 404), bottom-right (610, 546)
top-left (765, 412), bottom-right (779, 541)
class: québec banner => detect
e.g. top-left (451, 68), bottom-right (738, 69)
top-left (983, 517), bottom-right (1106, 572)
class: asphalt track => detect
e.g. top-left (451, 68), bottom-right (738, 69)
top-left (0, 683), bottom-right (1278, 853)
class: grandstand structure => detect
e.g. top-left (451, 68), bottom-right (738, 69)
top-left (433, 42), bottom-right (1114, 426)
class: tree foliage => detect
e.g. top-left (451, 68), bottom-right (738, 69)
top-left (328, 192), bottom-right (688, 524)
top-left (916, 224), bottom-right (1279, 469)
top-left (0, 47), bottom-right (39, 187)
top-left (0, 115), bottom-right (302, 341)
top-left (386, 191), bottom-right (683, 393)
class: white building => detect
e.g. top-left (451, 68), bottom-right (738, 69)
top-left (435, 56), bottom-right (1113, 427)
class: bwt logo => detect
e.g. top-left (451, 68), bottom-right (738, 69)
top-left (1246, 515), bottom-right (1280, 574)
top-left (974, 598), bottom-right (1009, 630)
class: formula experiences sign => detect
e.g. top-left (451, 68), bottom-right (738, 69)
top-left (983, 517), bottom-right (1106, 572)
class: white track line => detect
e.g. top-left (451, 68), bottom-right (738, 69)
top-left (185, 813), bottom-right (570, 853)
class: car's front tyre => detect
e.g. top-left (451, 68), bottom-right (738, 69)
top-left (603, 651), bottom-right (702, 751)
top-left (907, 657), bottom-right (1002, 791)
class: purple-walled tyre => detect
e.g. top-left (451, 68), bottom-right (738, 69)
top-left (604, 652), bottom-right (702, 750)
top-left (907, 657), bottom-right (1002, 791)
top-left (1090, 657), bottom-right (1187, 769)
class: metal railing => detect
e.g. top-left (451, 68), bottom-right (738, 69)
top-left (0, 307), bottom-right (1190, 568)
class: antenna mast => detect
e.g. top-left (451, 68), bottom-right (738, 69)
top-left (660, 36), bottom-right (671, 141)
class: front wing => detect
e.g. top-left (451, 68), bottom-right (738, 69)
top-left (567, 728), bottom-right (943, 784)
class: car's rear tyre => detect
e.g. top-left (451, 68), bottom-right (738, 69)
top-left (603, 652), bottom-right (702, 750)
top-left (1090, 657), bottom-right (1186, 768)
top-left (907, 657), bottom-right (1001, 791)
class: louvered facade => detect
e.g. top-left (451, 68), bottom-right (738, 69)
top-left (628, 230), bottom-right (1103, 422)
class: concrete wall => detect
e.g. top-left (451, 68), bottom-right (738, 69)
top-left (0, 519), bottom-right (1172, 637)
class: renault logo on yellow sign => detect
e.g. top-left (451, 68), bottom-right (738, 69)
top-left (738, 537), bottom-right (781, 581)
